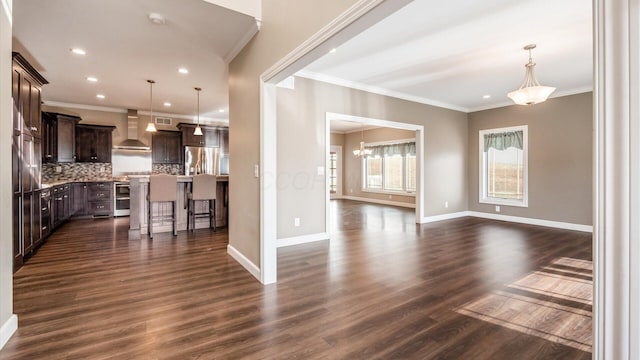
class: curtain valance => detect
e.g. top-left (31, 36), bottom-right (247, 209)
top-left (483, 131), bottom-right (523, 151)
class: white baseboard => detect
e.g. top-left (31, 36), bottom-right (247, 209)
top-left (341, 195), bottom-right (415, 208)
top-left (467, 211), bottom-right (593, 232)
top-left (277, 232), bottom-right (330, 248)
top-left (0, 314), bottom-right (17, 350)
top-left (421, 211), bottom-right (468, 224)
top-left (227, 245), bottom-right (261, 282)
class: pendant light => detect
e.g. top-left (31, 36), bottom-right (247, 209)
top-left (194, 87), bottom-right (203, 136)
top-left (507, 44), bottom-right (556, 105)
top-left (145, 80), bottom-right (157, 132)
top-left (353, 126), bottom-right (372, 157)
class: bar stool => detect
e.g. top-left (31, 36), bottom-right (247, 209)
top-left (148, 174), bottom-right (178, 238)
top-left (187, 174), bottom-right (217, 232)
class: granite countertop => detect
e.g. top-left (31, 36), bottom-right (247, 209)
top-left (130, 175), bottom-right (229, 183)
top-left (42, 178), bottom-right (116, 188)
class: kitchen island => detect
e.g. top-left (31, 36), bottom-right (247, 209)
top-left (128, 175), bottom-right (228, 240)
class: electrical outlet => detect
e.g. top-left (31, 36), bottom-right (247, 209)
top-left (445, 201), bottom-right (449, 208)
top-left (100, 166), bottom-right (105, 173)
top-left (495, 205), bottom-right (501, 213)
top-left (254, 164), bottom-right (259, 178)
top-left (294, 217), bottom-right (300, 227)
top-left (55, 166), bottom-right (62, 173)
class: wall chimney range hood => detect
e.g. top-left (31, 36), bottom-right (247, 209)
top-left (113, 111), bottom-right (151, 150)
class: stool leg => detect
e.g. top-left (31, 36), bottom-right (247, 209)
top-left (172, 201), bottom-right (177, 236)
top-left (149, 201), bottom-right (153, 239)
top-left (191, 200), bottom-right (196, 232)
top-left (212, 199), bottom-right (216, 232)
top-left (186, 199), bottom-right (190, 232)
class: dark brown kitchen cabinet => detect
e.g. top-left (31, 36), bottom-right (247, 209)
top-left (87, 182), bottom-right (113, 217)
top-left (43, 112), bottom-right (79, 163)
top-left (177, 123), bottom-right (221, 147)
top-left (75, 124), bottom-right (115, 162)
top-left (72, 182), bottom-right (88, 216)
top-left (13, 194), bottom-right (22, 271)
top-left (40, 189), bottom-right (51, 242)
top-left (152, 131), bottom-right (181, 164)
top-left (52, 184), bottom-right (71, 228)
top-left (12, 52), bottom-right (48, 271)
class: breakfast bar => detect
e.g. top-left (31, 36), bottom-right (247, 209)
top-left (128, 175), bottom-right (228, 240)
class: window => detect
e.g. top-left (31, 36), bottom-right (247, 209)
top-left (329, 152), bottom-right (337, 193)
top-left (479, 126), bottom-right (528, 207)
top-left (362, 141), bottom-right (416, 195)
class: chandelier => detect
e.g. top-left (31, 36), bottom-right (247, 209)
top-left (353, 126), bottom-right (372, 157)
top-left (507, 44), bottom-right (556, 105)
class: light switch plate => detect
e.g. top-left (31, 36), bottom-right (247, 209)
top-left (254, 164), bottom-right (259, 178)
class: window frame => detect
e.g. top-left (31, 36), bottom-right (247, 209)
top-left (361, 139), bottom-right (417, 197)
top-left (478, 125), bottom-right (528, 207)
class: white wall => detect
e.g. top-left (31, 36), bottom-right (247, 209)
top-left (0, 0), bottom-right (16, 350)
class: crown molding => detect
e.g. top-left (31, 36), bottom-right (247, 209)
top-left (224, 19), bottom-right (260, 63)
top-left (296, 70), bottom-right (470, 113)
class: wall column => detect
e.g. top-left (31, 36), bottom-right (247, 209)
top-left (593, 0), bottom-right (640, 358)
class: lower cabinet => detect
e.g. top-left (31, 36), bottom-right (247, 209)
top-left (88, 182), bottom-right (113, 217)
top-left (72, 182), bottom-right (88, 216)
top-left (52, 184), bottom-right (71, 228)
top-left (71, 181), bottom-right (113, 218)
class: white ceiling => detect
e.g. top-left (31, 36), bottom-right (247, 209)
top-left (305, 0), bottom-right (593, 113)
top-left (330, 119), bottom-right (380, 134)
top-left (13, 0), bottom-right (258, 121)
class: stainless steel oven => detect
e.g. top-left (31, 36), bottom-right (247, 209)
top-left (114, 181), bottom-right (130, 217)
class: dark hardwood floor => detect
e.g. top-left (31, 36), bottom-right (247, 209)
top-left (1, 200), bottom-right (592, 359)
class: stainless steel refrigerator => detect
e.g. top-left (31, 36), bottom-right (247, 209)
top-left (185, 146), bottom-right (228, 176)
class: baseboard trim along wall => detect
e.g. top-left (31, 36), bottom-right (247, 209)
top-left (341, 195), bottom-right (416, 208)
top-left (227, 245), bottom-right (261, 282)
top-left (277, 232), bottom-right (330, 248)
top-left (420, 211), bottom-right (592, 232)
top-left (420, 211), bottom-right (468, 224)
top-left (467, 211), bottom-right (593, 232)
top-left (0, 314), bottom-right (17, 351)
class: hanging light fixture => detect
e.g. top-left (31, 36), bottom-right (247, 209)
top-left (145, 80), bottom-right (157, 132)
top-left (194, 87), bottom-right (203, 136)
top-left (353, 126), bottom-right (372, 157)
top-left (507, 44), bottom-right (556, 105)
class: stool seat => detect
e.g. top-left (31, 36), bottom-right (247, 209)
top-left (187, 174), bottom-right (217, 232)
top-left (148, 174), bottom-right (178, 238)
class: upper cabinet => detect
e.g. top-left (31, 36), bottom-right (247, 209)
top-left (42, 112), bottom-right (80, 163)
top-left (152, 131), bottom-right (182, 164)
top-left (75, 124), bottom-right (115, 163)
top-left (12, 53), bottom-right (48, 139)
top-left (177, 123), bottom-right (227, 149)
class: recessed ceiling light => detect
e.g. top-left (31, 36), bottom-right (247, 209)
top-left (86, 76), bottom-right (98, 82)
top-left (71, 48), bottom-right (86, 55)
top-left (483, 95), bottom-right (491, 99)
top-left (96, 94), bottom-right (105, 99)
top-left (148, 13), bottom-right (166, 25)
top-left (163, 102), bottom-right (171, 107)
top-left (218, 109), bottom-right (225, 113)
top-left (178, 68), bottom-right (189, 74)
top-left (329, 48), bottom-right (337, 54)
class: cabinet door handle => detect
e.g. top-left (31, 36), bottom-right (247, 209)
top-left (46, 155), bottom-right (52, 158)
top-left (31, 126), bottom-right (38, 131)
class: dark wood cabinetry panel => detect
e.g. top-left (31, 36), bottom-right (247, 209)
top-left (52, 184), bottom-right (71, 228)
top-left (177, 123), bottom-right (227, 148)
top-left (72, 182), bottom-right (87, 216)
top-left (43, 112), bottom-right (79, 163)
top-left (75, 124), bottom-right (114, 162)
top-left (152, 131), bottom-right (182, 164)
top-left (87, 182), bottom-right (113, 216)
top-left (13, 194), bottom-right (22, 271)
top-left (12, 52), bottom-right (48, 272)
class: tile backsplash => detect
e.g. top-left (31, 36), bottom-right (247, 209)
top-left (152, 164), bottom-right (183, 175)
top-left (43, 162), bottom-right (113, 182)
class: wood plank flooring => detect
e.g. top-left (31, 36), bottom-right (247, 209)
top-left (1, 200), bottom-right (592, 359)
